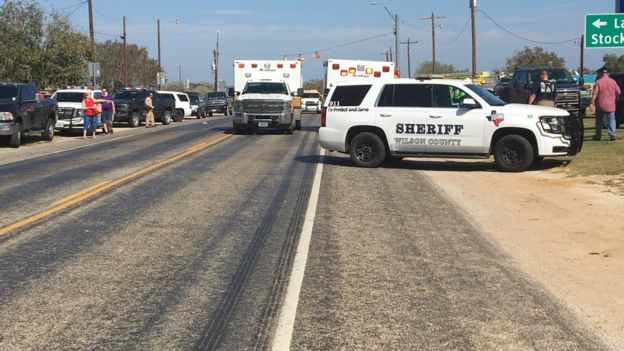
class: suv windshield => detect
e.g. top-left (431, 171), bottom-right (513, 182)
top-left (530, 69), bottom-right (575, 84)
top-left (243, 82), bottom-right (288, 95)
top-left (113, 91), bottom-right (141, 100)
top-left (466, 84), bottom-right (506, 106)
top-left (0, 86), bottom-right (18, 100)
top-left (302, 93), bottom-right (320, 99)
top-left (206, 92), bottom-right (226, 99)
top-left (54, 92), bottom-right (85, 103)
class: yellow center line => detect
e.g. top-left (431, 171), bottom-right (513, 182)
top-left (0, 133), bottom-right (232, 237)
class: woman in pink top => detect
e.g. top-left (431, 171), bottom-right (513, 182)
top-left (591, 66), bottom-right (621, 141)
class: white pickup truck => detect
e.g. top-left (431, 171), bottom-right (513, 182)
top-left (233, 81), bottom-right (295, 134)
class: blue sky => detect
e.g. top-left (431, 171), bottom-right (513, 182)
top-left (38, 0), bottom-right (623, 85)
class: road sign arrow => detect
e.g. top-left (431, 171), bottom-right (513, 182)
top-left (593, 18), bottom-right (608, 29)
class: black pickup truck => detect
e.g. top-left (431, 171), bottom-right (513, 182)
top-left (0, 83), bottom-right (58, 148)
top-left (113, 89), bottom-right (176, 127)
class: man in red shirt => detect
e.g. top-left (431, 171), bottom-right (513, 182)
top-left (591, 66), bottom-right (621, 141)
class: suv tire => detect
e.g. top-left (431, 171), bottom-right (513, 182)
top-left (161, 110), bottom-right (172, 125)
top-left (129, 112), bottom-right (141, 127)
top-left (173, 110), bottom-right (184, 122)
top-left (349, 132), bottom-right (386, 168)
top-left (208, 112), bottom-right (213, 117)
top-left (494, 134), bottom-right (534, 172)
top-left (9, 122), bottom-right (22, 148)
top-left (42, 118), bottom-right (55, 141)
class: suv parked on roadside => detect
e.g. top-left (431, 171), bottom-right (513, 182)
top-left (320, 79), bottom-right (582, 172)
top-left (608, 73), bottom-right (624, 128)
top-left (113, 89), bottom-right (175, 127)
top-left (52, 88), bottom-right (103, 131)
top-left (157, 91), bottom-right (192, 120)
top-left (184, 91), bottom-right (203, 118)
top-left (0, 83), bottom-right (58, 148)
top-left (201, 91), bottom-right (232, 117)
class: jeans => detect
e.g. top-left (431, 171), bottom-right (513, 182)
top-left (595, 111), bottom-right (616, 137)
top-left (83, 115), bottom-right (97, 132)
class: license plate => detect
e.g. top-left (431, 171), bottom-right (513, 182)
top-left (258, 122), bottom-right (269, 127)
top-left (55, 122), bottom-right (64, 128)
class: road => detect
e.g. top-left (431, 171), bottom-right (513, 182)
top-left (0, 115), bottom-right (609, 350)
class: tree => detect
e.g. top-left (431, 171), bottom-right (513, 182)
top-left (602, 54), bottom-right (624, 73)
top-left (96, 41), bottom-right (160, 90)
top-left (303, 79), bottom-right (323, 92)
top-left (415, 61), bottom-right (458, 74)
top-left (504, 47), bottom-right (565, 73)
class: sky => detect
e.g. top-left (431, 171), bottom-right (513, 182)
top-left (37, 0), bottom-right (623, 85)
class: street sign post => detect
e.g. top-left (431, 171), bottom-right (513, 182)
top-left (585, 13), bottom-right (624, 48)
top-left (88, 62), bottom-right (100, 87)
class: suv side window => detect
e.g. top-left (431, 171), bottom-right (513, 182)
top-left (377, 84), bottom-right (431, 107)
top-left (177, 94), bottom-right (189, 102)
top-left (20, 85), bottom-right (36, 101)
top-left (93, 92), bottom-right (103, 99)
top-left (329, 85), bottom-right (371, 106)
top-left (515, 71), bottom-right (528, 86)
top-left (432, 85), bottom-right (468, 108)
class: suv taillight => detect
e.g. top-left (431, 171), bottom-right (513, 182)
top-left (320, 107), bottom-right (327, 127)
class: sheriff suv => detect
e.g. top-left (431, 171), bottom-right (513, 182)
top-left (320, 79), bottom-right (582, 172)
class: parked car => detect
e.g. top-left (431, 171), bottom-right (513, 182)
top-left (113, 88), bottom-right (174, 127)
top-left (0, 83), bottom-right (58, 148)
top-left (201, 91), bottom-right (233, 116)
top-left (608, 73), bottom-right (624, 128)
top-left (156, 91), bottom-right (192, 121)
top-left (52, 88), bottom-right (103, 132)
top-left (184, 91), bottom-right (204, 118)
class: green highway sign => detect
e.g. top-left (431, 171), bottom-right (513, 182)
top-left (585, 13), bottom-right (624, 48)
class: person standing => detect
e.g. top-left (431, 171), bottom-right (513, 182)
top-left (592, 66), bottom-right (621, 141)
top-left (528, 70), bottom-right (556, 107)
top-left (99, 88), bottom-right (115, 135)
top-left (145, 92), bottom-right (155, 128)
top-left (82, 92), bottom-right (98, 139)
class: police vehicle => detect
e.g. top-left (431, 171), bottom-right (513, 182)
top-left (319, 79), bottom-right (582, 172)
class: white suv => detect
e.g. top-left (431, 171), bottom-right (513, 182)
top-left (301, 90), bottom-right (321, 113)
top-left (158, 91), bottom-right (192, 119)
top-left (320, 79), bottom-right (582, 172)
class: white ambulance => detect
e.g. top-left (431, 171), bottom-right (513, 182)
top-left (234, 60), bottom-right (303, 94)
top-left (323, 59), bottom-right (398, 95)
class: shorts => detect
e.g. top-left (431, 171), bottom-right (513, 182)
top-left (101, 110), bottom-right (113, 123)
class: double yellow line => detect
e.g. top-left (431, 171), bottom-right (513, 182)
top-left (0, 134), bottom-right (232, 237)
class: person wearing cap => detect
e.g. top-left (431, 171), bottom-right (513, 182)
top-left (528, 70), bottom-right (556, 107)
top-left (592, 66), bottom-right (621, 141)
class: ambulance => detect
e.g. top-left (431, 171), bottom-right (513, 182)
top-left (323, 59), bottom-right (399, 95)
top-left (233, 60), bottom-right (303, 94)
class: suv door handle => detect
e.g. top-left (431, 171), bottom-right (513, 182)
top-left (379, 114), bottom-right (392, 117)
top-left (429, 115), bottom-right (442, 119)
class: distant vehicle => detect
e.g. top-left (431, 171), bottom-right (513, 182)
top-left (184, 91), bottom-right (203, 118)
top-left (301, 90), bottom-right (321, 113)
top-left (158, 91), bottom-right (192, 118)
top-left (234, 60), bottom-right (303, 95)
top-left (323, 59), bottom-right (398, 95)
top-left (320, 79), bottom-right (583, 172)
top-left (52, 88), bottom-right (103, 131)
top-left (493, 76), bottom-right (512, 97)
top-left (113, 89), bottom-right (174, 127)
top-left (201, 91), bottom-right (233, 117)
top-left (608, 73), bottom-right (624, 128)
top-left (0, 83), bottom-right (58, 148)
top-left (500, 68), bottom-right (587, 118)
top-left (233, 81), bottom-right (295, 134)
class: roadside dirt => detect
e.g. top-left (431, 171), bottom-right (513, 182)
top-left (417, 159), bottom-right (624, 350)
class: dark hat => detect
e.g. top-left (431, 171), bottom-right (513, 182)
top-left (598, 66), bottom-right (609, 73)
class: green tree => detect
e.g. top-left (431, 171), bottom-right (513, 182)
top-left (504, 46), bottom-right (565, 73)
top-left (303, 79), bottom-right (323, 92)
top-left (415, 61), bottom-right (458, 74)
top-left (96, 41), bottom-right (160, 90)
top-left (602, 54), bottom-right (624, 73)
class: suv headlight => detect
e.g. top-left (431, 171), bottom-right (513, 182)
top-left (539, 116), bottom-right (565, 134)
top-left (282, 101), bottom-right (292, 110)
top-left (0, 112), bottom-right (14, 121)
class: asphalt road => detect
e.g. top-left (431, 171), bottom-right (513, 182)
top-left (0, 114), bottom-right (609, 350)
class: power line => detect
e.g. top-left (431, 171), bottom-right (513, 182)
top-left (439, 14), bottom-right (470, 46)
top-left (282, 31), bottom-right (394, 57)
top-left (53, 1), bottom-right (87, 13)
top-left (477, 8), bottom-right (576, 45)
top-left (92, 5), bottom-right (121, 21)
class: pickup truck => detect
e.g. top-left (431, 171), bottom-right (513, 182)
top-left (0, 83), bottom-right (58, 148)
top-left (113, 89), bottom-right (175, 127)
top-left (233, 81), bottom-right (295, 134)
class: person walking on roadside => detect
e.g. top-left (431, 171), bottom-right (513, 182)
top-left (592, 66), bottom-right (621, 141)
top-left (82, 92), bottom-right (98, 139)
top-left (528, 70), bottom-right (556, 107)
top-left (99, 88), bottom-right (115, 135)
top-left (145, 92), bottom-right (155, 128)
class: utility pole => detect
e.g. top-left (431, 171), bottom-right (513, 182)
top-left (177, 64), bottom-right (182, 89)
top-left (157, 19), bottom-right (161, 73)
top-left (401, 39), bottom-right (417, 78)
top-left (122, 16), bottom-right (128, 86)
top-left (389, 46), bottom-right (393, 63)
top-left (579, 34), bottom-right (585, 81)
top-left (470, 0), bottom-right (477, 80)
top-left (394, 14), bottom-right (400, 70)
top-left (87, 0), bottom-right (95, 61)
top-left (213, 31), bottom-right (220, 92)
top-left (421, 12), bottom-right (445, 74)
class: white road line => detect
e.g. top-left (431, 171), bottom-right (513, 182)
top-left (272, 148), bottom-right (325, 351)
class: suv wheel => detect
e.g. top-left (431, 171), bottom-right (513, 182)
top-left (42, 118), bottom-right (55, 141)
top-left (494, 135), bottom-right (534, 172)
top-left (9, 122), bottom-right (22, 148)
top-left (349, 132), bottom-right (386, 168)
top-left (173, 110), bottom-right (184, 122)
top-left (129, 112), bottom-right (140, 127)
top-left (161, 110), bottom-right (172, 125)
top-left (208, 112), bottom-right (213, 117)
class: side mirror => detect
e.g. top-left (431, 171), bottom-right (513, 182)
top-left (297, 88), bottom-right (304, 97)
top-left (290, 92), bottom-right (296, 97)
top-left (235, 91), bottom-right (241, 96)
top-left (227, 87), bottom-right (235, 97)
top-left (461, 98), bottom-right (479, 109)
